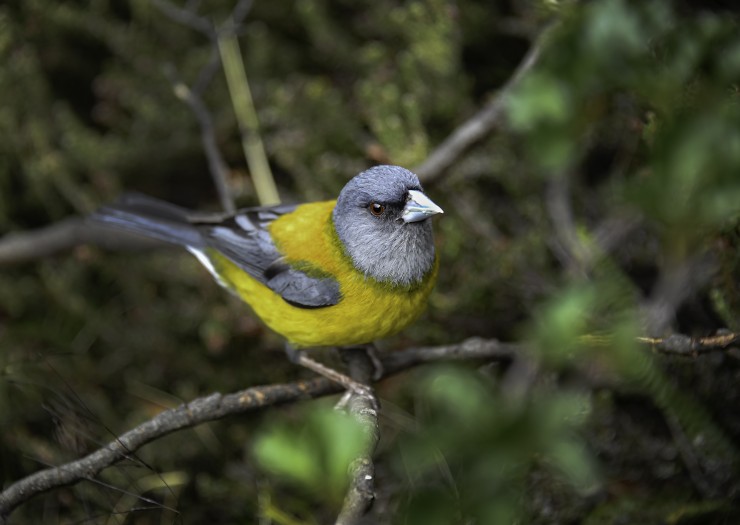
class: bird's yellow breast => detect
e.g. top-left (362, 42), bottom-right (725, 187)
top-left (208, 201), bottom-right (437, 348)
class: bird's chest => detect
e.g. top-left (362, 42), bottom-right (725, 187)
top-left (301, 272), bottom-right (435, 347)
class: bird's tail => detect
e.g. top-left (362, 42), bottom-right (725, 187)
top-left (89, 193), bottom-right (205, 248)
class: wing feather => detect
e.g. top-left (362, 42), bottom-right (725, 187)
top-left (92, 195), bottom-right (341, 308)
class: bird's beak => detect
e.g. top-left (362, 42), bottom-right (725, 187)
top-left (402, 190), bottom-right (444, 223)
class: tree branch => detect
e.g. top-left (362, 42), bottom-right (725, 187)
top-left (0, 338), bottom-right (514, 521)
top-left (414, 29), bottom-right (545, 184)
top-left (637, 332), bottom-right (739, 356)
top-left (167, 68), bottom-right (236, 214)
top-left (335, 348), bottom-right (381, 525)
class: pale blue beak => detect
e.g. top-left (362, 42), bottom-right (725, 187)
top-left (401, 190), bottom-right (444, 223)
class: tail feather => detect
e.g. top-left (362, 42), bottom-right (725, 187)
top-left (90, 193), bottom-right (205, 248)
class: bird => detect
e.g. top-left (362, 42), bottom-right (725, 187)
top-left (91, 165), bottom-right (443, 389)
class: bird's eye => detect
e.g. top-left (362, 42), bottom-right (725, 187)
top-left (369, 203), bottom-right (385, 216)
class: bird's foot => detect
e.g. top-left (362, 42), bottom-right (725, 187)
top-left (285, 344), bottom-right (377, 409)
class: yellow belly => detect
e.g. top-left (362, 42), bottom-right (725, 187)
top-left (208, 201), bottom-right (437, 348)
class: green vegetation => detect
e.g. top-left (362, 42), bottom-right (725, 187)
top-left (1, 0), bottom-right (739, 523)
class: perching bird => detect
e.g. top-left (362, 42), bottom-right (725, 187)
top-left (91, 165), bottom-right (443, 387)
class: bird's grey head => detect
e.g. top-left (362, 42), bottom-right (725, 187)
top-left (332, 165), bottom-right (443, 287)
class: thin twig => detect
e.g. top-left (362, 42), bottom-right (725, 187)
top-left (227, 0), bottom-right (256, 30)
top-left (414, 30), bottom-right (545, 184)
top-left (167, 68), bottom-right (236, 214)
top-left (192, 45), bottom-right (223, 97)
top-left (637, 332), bottom-right (739, 356)
top-left (151, 0), bottom-right (241, 214)
top-left (381, 337), bottom-right (519, 369)
top-left (150, 0), bottom-right (215, 38)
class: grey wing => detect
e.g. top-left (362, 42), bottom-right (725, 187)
top-left (263, 259), bottom-right (342, 308)
top-left (91, 195), bottom-right (341, 308)
top-left (194, 206), bottom-right (341, 308)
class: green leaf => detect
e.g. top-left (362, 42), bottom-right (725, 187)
top-left (253, 406), bottom-right (368, 503)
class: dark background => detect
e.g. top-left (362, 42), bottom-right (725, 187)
top-left (1, 0), bottom-right (739, 523)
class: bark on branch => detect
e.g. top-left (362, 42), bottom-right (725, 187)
top-left (335, 348), bottom-right (381, 525)
top-left (637, 332), bottom-right (740, 356)
top-left (0, 338), bottom-right (515, 521)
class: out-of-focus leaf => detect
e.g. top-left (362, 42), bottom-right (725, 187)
top-left (253, 406), bottom-right (368, 504)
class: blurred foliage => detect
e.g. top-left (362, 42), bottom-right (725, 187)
top-left (1, 0), bottom-right (740, 523)
top-left (254, 404), bottom-right (369, 508)
top-left (388, 367), bottom-right (598, 524)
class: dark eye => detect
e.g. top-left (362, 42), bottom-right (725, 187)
top-left (368, 203), bottom-right (385, 216)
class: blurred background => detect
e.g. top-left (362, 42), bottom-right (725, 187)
top-left (1, 0), bottom-right (739, 523)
